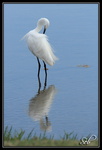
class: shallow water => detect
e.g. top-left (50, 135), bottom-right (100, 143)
top-left (4, 3), bottom-right (98, 140)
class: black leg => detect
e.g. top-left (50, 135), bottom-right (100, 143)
top-left (36, 57), bottom-right (41, 92)
top-left (43, 61), bottom-right (47, 88)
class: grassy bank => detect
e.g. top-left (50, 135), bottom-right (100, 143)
top-left (4, 138), bottom-right (98, 147)
top-left (3, 126), bottom-right (98, 147)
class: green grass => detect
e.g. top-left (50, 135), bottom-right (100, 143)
top-left (3, 126), bottom-right (98, 147)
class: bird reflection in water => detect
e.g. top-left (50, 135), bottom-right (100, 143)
top-left (28, 84), bottom-right (57, 132)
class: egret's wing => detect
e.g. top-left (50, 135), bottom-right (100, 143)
top-left (21, 32), bottom-right (30, 41)
top-left (37, 36), bottom-right (58, 66)
top-left (22, 31), bottom-right (58, 66)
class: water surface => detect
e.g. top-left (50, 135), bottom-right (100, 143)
top-left (4, 3), bottom-right (98, 140)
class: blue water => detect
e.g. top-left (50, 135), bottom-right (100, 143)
top-left (4, 3), bottom-right (98, 140)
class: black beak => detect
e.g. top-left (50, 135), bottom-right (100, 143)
top-left (43, 27), bottom-right (46, 34)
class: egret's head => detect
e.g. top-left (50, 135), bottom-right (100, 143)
top-left (37, 18), bottom-right (50, 34)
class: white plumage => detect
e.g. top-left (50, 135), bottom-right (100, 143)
top-left (22, 18), bottom-right (58, 66)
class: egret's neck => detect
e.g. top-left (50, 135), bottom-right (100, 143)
top-left (35, 25), bottom-right (42, 33)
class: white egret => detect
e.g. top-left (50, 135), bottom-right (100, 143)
top-left (22, 18), bottom-right (58, 87)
